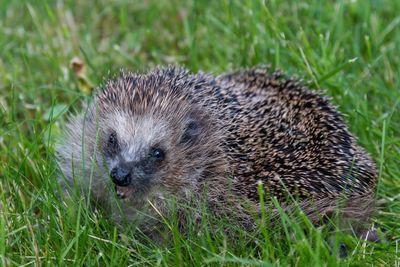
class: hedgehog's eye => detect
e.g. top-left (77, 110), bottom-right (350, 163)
top-left (105, 131), bottom-right (119, 156)
top-left (151, 148), bottom-right (165, 161)
top-left (108, 132), bottom-right (118, 146)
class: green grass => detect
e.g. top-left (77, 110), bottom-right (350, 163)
top-left (1, 0), bottom-right (399, 265)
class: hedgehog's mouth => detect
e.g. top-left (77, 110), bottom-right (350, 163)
top-left (115, 185), bottom-right (136, 199)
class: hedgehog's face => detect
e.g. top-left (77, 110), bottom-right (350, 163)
top-left (100, 110), bottom-right (206, 202)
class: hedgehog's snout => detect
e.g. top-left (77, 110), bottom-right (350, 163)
top-left (110, 166), bottom-right (131, 187)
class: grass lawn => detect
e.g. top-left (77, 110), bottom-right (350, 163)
top-left (1, 0), bottom-right (399, 265)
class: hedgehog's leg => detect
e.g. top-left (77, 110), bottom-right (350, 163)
top-left (298, 193), bottom-right (378, 258)
top-left (358, 228), bottom-right (380, 242)
top-left (337, 193), bottom-right (378, 242)
top-left (326, 227), bottom-right (379, 258)
top-left (301, 192), bottom-right (379, 242)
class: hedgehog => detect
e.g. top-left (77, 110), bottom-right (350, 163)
top-left (56, 66), bottom-right (377, 239)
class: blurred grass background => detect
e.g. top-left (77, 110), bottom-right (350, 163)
top-left (0, 0), bottom-right (399, 265)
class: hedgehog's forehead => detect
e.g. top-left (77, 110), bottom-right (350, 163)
top-left (99, 77), bottom-right (189, 116)
top-left (108, 111), bottom-right (170, 143)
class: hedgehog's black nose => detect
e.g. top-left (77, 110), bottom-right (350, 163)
top-left (110, 166), bottom-right (131, 186)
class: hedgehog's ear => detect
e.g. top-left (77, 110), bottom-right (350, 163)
top-left (180, 118), bottom-right (201, 144)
